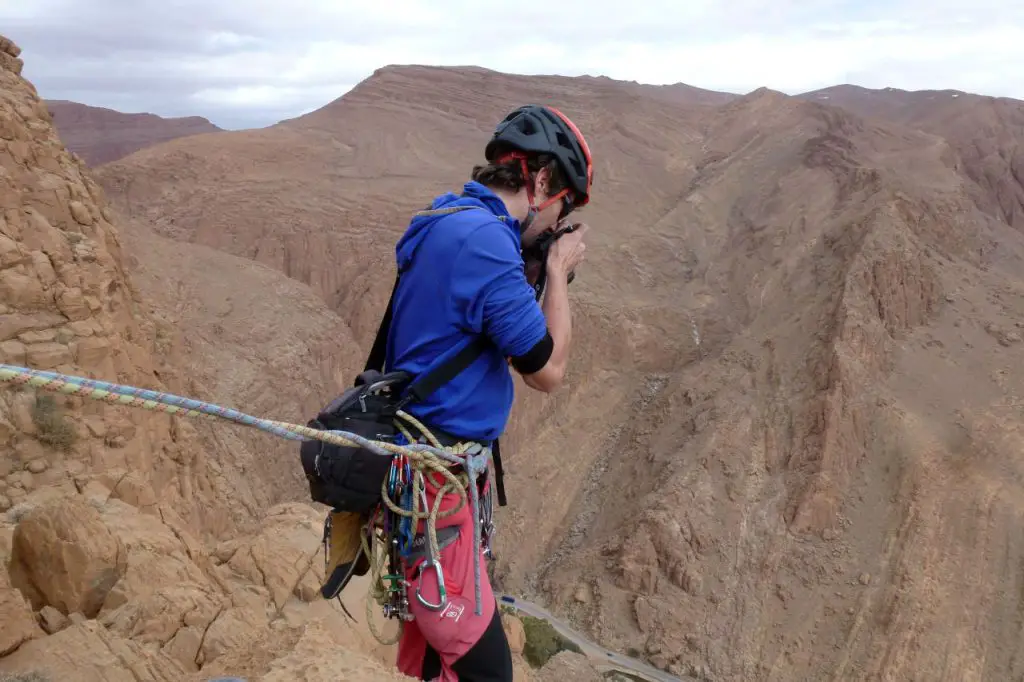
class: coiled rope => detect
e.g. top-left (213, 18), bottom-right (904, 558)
top-left (0, 363), bottom-right (491, 637)
top-left (359, 408), bottom-right (484, 644)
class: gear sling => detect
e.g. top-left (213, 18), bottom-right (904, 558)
top-left (298, 204), bottom-right (507, 624)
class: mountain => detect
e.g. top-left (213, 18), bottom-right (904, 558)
top-left (798, 84), bottom-right (1024, 231)
top-left (44, 99), bottom-right (223, 166)
top-left (85, 58), bottom-right (1024, 682)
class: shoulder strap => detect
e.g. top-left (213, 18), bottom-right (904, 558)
top-left (402, 336), bottom-right (489, 404)
top-left (363, 273), bottom-right (399, 373)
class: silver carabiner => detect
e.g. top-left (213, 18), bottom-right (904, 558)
top-left (480, 484), bottom-right (496, 560)
top-left (415, 559), bottom-right (448, 611)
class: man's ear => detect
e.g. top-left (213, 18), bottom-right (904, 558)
top-left (534, 166), bottom-right (550, 198)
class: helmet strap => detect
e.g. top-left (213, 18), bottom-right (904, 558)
top-left (497, 152), bottom-right (571, 234)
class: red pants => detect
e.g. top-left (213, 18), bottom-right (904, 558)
top-left (395, 474), bottom-right (512, 681)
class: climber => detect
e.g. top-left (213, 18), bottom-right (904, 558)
top-left (387, 104), bottom-right (593, 682)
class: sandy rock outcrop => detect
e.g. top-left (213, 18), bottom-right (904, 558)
top-left (0, 32), bottom-right (214, 673)
top-left (219, 503), bottom-right (324, 610)
top-left (1, 618), bottom-right (188, 682)
top-left (0, 28), bottom-right (228, 539)
top-left (257, 618), bottom-right (414, 682)
top-left (502, 612), bottom-right (526, 655)
top-left (8, 496), bottom-right (127, 617)
top-left (0, 486), bottom-right (410, 680)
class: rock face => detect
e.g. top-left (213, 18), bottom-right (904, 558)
top-left (93, 57), bottom-right (1024, 682)
top-left (0, 28), bottom-right (207, 530)
top-left (9, 496), bottom-right (127, 617)
top-left (0, 561), bottom-right (39, 655)
top-left (45, 99), bottom-right (223, 167)
top-left (0, 492), bottom-right (411, 681)
top-left (116, 220), bottom-right (359, 523)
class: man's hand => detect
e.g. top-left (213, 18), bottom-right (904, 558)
top-left (519, 221), bottom-right (589, 394)
top-left (546, 222), bottom-right (589, 279)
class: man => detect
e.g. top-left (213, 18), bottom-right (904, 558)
top-left (387, 104), bottom-right (593, 681)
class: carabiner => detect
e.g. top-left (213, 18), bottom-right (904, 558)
top-left (415, 559), bottom-right (448, 611)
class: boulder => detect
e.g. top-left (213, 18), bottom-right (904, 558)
top-left (9, 496), bottom-right (127, 617)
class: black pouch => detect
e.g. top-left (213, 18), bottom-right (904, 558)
top-left (299, 370), bottom-right (411, 513)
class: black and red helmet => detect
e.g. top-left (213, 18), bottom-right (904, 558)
top-left (484, 104), bottom-right (594, 212)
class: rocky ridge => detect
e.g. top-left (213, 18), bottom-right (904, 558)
top-left (798, 84), bottom-right (1024, 233)
top-left (45, 99), bottom-right (223, 167)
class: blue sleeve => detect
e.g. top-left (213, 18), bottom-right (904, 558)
top-left (450, 223), bottom-right (547, 358)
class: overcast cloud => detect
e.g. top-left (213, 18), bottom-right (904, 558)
top-left (4, 0), bottom-right (1023, 129)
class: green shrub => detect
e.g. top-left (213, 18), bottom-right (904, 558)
top-left (31, 393), bottom-right (76, 452)
top-left (519, 613), bottom-right (582, 668)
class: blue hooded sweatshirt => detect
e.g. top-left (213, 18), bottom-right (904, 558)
top-left (384, 181), bottom-right (548, 442)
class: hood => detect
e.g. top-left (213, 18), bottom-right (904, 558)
top-left (395, 181), bottom-right (520, 271)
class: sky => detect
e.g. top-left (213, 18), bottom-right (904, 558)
top-left (3, 0), bottom-right (1024, 130)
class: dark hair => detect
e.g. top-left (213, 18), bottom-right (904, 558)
top-left (471, 150), bottom-right (569, 196)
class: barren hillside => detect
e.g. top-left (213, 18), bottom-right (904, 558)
top-left (91, 59), bottom-right (1024, 682)
top-left (45, 99), bottom-right (223, 166)
top-left (799, 84), bottom-right (1024, 232)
